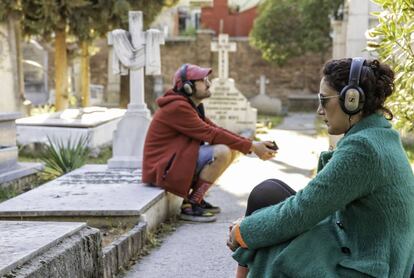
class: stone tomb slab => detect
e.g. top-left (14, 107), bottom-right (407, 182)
top-left (16, 107), bottom-right (126, 154)
top-left (0, 164), bottom-right (165, 228)
top-left (0, 221), bottom-right (86, 276)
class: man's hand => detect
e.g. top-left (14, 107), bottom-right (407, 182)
top-left (227, 217), bottom-right (244, 251)
top-left (251, 141), bottom-right (277, 160)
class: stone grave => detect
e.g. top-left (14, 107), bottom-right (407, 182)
top-left (16, 107), bottom-right (125, 155)
top-left (0, 221), bottom-right (102, 277)
top-left (250, 75), bottom-right (282, 115)
top-left (0, 164), bottom-right (181, 231)
top-left (0, 112), bottom-right (43, 186)
top-left (107, 11), bottom-right (165, 169)
top-left (203, 34), bottom-right (257, 135)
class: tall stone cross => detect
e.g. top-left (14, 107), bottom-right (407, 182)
top-left (211, 34), bottom-right (236, 80)
top-left (256, 75), bottom-right (269, 95)
top-left (107, 11), bottom-right (164, 169)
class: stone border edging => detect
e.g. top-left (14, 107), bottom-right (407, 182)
top-left (103, 222), bottom-right (147, 278)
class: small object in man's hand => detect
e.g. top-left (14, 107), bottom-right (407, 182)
top-left (268, 141), bottom-right (279, 151)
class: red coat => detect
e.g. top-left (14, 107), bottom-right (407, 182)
top-left (142, 90), bottom-right (252, 197)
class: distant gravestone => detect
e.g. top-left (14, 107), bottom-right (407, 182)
top-left (249, 75), bottom-right (282, 115)
top-left (203, 34), bottom-right (257, 134)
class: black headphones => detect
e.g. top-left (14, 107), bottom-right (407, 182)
top-left (180, 64), bottom-right (195, 96)
top-left (339, 57), bottom-right (366, 115)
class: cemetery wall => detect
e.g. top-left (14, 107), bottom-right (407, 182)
top-left (46, 30), bottom-right (326, 112)
top-left (158, 31), bottom-right (326, 103)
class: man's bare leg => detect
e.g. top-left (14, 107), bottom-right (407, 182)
top-left (199, 144), bottom-right (233, 183)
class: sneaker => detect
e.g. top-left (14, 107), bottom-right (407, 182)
top-left (180, 202), bottom-right (217, 222)
top-left (200, 199), bottom-right (221, 214)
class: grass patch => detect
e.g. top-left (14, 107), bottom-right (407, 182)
top-left (0, 173), bottom-right (54, 203)
top-left (86, 146), bottom-right (112, 164)
top-left (117, 217), bottom-right (180, 274)
top-left (257, 114), bottom-right (284, 129)
top-left (18, 145), bottom-right (112, 165)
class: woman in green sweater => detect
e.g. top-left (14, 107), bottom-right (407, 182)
top-left (228, 58), bottom-right (414, 277)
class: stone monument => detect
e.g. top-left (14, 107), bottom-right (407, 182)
top-left (107, 11), bottom-right (164, 169)
top-left (203, 34), bottom-right (257, 134)
top-left (250, 75), bottom-right (282, 115)
top-left (0, 112), bottom-right (43, 185)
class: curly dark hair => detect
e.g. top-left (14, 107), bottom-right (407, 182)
top-left (322, 58), bottom-right (394, 120)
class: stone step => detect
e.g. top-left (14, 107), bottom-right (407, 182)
top-left (0, 221), bottom-right (102, 277)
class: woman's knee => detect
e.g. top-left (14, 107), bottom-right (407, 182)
top-left (246, 179), bottom-right (295, 216)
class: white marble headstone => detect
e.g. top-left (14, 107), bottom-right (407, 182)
top-left (204, 34), bottom-right (257, 134)
top-left (250, 75), bottom-right (282, 115)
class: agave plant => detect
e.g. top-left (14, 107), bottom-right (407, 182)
top-left (40, 135), bottom-right (90, 178)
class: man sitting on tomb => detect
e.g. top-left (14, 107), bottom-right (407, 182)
top-left (142, 64), bottom-right (276, 222)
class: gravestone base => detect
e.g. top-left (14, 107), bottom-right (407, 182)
top-left (108, 109), bottom-right (151, 169)
top-left (0, 221), bottom-right (102, 277)
top-left (204, 78), bottom-right (257, 135)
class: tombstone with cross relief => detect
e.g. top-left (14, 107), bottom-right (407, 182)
top-left (107, 11), bottom-right (164, 169)
top-left (250, 75), bottom-right (282, 115)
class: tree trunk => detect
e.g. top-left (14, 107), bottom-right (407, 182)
top-left (80, 41), bottom-right (90, 107)
top-left (11, 17), bottom-right (25, 107)
top-left (55, 30), bottom-right (68, 111)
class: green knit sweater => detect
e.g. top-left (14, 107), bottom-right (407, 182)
top-left (233, 113), bottom-right (414, 277)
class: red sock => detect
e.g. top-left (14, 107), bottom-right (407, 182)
top-left (189, 179), bottom-right (213, 204)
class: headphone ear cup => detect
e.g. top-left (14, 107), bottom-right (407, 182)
top-left (340, 86), bottom-right (364, 115)
top-left (183, 82), bottom-right (193, 96)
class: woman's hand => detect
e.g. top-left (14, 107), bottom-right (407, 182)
top-left (227, 217), bottom-right (244, 251)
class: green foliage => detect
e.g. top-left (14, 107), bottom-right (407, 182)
top-left (40, 136), bottom-right (90, 178)
top-left (250, 0), bottom-right (344, 65)
top-left (257, 114), bottom-right (283, 129)
top-left (367, 0), bottom-right (414, 132)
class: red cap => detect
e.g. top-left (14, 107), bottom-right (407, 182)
top-left (173, 64), bottom-right (212, 89)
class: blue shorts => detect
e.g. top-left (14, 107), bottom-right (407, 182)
top-left (195, 145), bottom-right (214, 175)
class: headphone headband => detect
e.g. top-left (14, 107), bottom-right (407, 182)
top-left (180, 64), bottom-right (188, 84)
top-left (349, 57), bottom-right (365, 86)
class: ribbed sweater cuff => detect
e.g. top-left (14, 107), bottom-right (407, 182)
top-left (235, 224), bottom-right (248, 249)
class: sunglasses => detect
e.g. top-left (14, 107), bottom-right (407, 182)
top-left (318, 93), bottom-right (339, 108)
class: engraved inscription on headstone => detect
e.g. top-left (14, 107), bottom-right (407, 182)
top-left (58, 170), bottom-right (141, 185)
